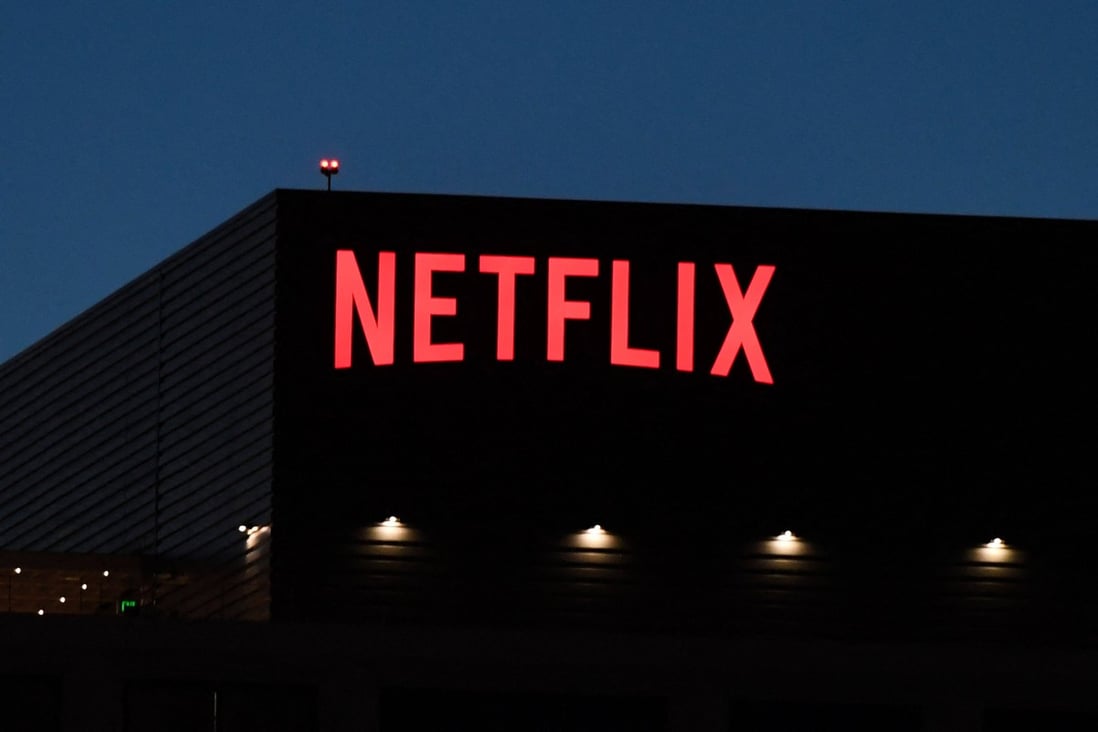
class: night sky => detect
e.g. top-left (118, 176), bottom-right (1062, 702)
top-left (3, 2), bottom-right (1097, 363)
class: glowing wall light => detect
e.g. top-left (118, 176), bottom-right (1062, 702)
top-left (569, 523), bottom-right (622, 550)
top-left (244, 524), bottom-right (270, 550)
top-left (368, 515), bottom-right (414, 542)
top-left (764, 528), bottom-right (808, 556)
top-left (971, 536), bottom-right (1018, 564)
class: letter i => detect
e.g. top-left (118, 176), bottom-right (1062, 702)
top-left (676, 262), bottom-right (695, 372)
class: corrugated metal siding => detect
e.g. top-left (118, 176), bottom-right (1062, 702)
top-left (0, 275), bottom-right (161, 553)
top-left (0, 192), bottom-right (278, 621)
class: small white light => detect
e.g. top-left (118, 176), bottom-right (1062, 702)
top-left (585, 524), bottom-right (604, 534)
top-left (81, 584), bottom-right (88, 591)
top-left (777, 530), bottom-right (795, 541)
top-left (38, 609), bottom-right (44, 616)
top-left (382, 516), bottom-right (401, 526)
top-left (238, 525), bottom-right (247, 533)
top-left (13, 567), bottom-right (21, 575)
top-left (59, 596), bottom-right (66, 603)
top-left (986, 537), bottom-right (1004, 548)
top-left (103, 570), bottom-right (110, 578)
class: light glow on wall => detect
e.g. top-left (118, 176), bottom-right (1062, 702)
top-left (245, 525), bottom-right (270, 550)
top-left (366, 515), bottom-right (418, 543)
top-left (971, 537), bottom-right (1019, 564)
top-left (569, 524), bottom-right (622, 550)
top-left (764, 529), bottom-right (809, 556)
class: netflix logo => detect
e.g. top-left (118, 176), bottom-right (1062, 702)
top-left (333, 250), bottom-right (776, 383)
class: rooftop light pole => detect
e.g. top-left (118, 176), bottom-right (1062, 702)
top-left (319, 158), bottom-right (340, 191)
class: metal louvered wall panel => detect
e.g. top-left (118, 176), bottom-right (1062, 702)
top-left (0, 275), bottom-right (161, 553)
top-left (0, 192), bottom-right (279, 621)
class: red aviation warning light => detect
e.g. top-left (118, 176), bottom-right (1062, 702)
top-left (319, 158), bottom-right (340, 190)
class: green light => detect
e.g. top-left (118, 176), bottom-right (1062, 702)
top-left (120, 599), bottom-right (137, 613)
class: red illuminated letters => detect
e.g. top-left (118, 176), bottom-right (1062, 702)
top-left (414, 253), bottom-right (465, 362)
top-left (676, 262), bottom-right (696, 372)
top-left (334, 250), bottom-right (395, 367)
top-left (710, 264), bottom-right (775, 383)
top-left (480, 255), bottom-right (536, 361)
top-left (334, 249), bottom-right (775, 383)
top-left (610, 260), bottom-right (659, 369)
top-left (547, 258), bottom-right (599, 362)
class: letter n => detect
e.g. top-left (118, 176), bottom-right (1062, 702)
top-left (334, 250), bottom-right (396, 368)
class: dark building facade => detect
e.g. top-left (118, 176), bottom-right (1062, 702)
top-left (1, 189), bottom-right (1097, 730)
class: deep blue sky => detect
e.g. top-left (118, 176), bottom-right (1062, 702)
top-left (3, 2), bottom-right (1097, 363)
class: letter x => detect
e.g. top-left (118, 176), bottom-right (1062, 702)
top-left (710, 264), bottom-right (775, 383)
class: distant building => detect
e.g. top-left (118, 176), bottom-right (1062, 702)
top-left (2, 190), bottom-right (1096, 731)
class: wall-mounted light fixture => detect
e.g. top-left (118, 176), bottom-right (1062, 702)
top-left (971, 536), bottom-right (1018, 564)
top-left (571, 523), bottom-right (621, 550)
top-left (765, 528), bottom-right (807, 556)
